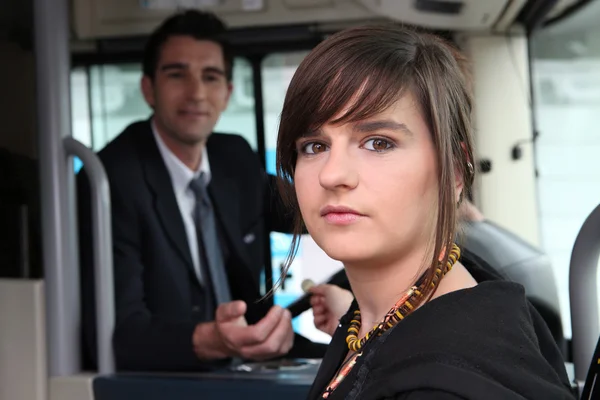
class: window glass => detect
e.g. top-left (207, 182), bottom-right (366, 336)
top-left (262, 52), bottom-right (342, 344)
top-left (72, 58), bottom-right (256, 152)
top-left (531, 4), bottom-right (600, 338)
top-left (70, 67), bottom-right (91, 172)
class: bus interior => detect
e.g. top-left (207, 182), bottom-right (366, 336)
top-left (0, 0), bottom-right (599, 399)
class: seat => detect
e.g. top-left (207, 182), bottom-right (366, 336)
top-left (459, 220), bottom-right (567, 357)
top-left (579, 335), bottom-right (599, 399)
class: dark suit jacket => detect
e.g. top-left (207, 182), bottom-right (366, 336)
top-left (78, 120), bottom-right (323, 372)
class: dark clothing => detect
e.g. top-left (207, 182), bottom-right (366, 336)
top-left (78, 120), bottom-right (324, 372)
top-left (460, 220), bottom-right (566, 354)
top-left (307, 259), bottom-right (575, 399)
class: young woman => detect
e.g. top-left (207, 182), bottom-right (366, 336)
top-left (276, 25), bottom-right (575, 399)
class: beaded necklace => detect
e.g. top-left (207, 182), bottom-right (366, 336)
top-left (321, 244), bottom-right (461, 399)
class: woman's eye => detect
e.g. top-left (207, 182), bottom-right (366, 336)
top-left (364, 138), bottom-right (393, 152)
top-left (302, 142), bottom-right (328, 154)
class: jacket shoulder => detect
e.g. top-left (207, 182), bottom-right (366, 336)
top-left (98, 121), bottom-right (149, 162)
top-left (84, 120), bottom-right (150, 189)
top-left (207, 132), bottom-right (254, 154)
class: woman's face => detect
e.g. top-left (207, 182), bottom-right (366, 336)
top-left (294, 92), bottom-right (447, 266)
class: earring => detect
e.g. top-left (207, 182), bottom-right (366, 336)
top-left (466, 161), bottom-right (474, 177)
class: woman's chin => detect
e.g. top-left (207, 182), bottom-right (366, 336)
top-left (318, 241), bottom-right (376, 265)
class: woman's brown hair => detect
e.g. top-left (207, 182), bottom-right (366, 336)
top-left (276, 24), bottom-right (475, 295)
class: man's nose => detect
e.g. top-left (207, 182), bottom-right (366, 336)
top-left (187, 76), bottom-right (207, 101)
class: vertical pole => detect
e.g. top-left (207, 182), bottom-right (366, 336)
top-left (250, 55), bottom-right (274, 301)
top-left (19, 204), bottom-right (30, 278)
top-left (34, 0), bottom-right (80, 376)
top-left (250, 55), bottom-right (267, 168)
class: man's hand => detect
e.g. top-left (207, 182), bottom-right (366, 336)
top-left (217, 301), bottom-right (294, 360)
top-left (192, 301), bottom-right (294, 361)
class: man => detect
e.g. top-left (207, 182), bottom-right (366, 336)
top-left (78, 10), bottom-right (323, 372)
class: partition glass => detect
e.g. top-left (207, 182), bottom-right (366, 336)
top-left (531, 2), bottom-right (600, 338)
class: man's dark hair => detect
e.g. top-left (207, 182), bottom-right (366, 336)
top-left (142, 10), bottom-right (234, 81)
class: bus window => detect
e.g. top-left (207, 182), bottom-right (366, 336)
top-left (70, 58), bottom-right (257, 152)
top-left (531, 3), bottom-right (600, 340)
top-left (262, 51), bottom-right (341, 345)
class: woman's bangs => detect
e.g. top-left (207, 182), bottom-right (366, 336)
top-left (303, 62), bottom-right (411, 133)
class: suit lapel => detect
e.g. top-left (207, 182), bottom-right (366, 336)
top-left (206, 139), bottom-right (252, 270)
top-left (136, 123), bottom-right (195, 272)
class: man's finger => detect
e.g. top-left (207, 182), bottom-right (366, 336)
top-left (313, 314), bottom-right (327, 327)
top-left (240, 309), bottom-right (293, 360)
top-left (309, 295), bottom-right (322, 307)
top-left (278, 311), bottom-right (294, 354)
top-left (308, 284), bottom-right (328, 296)
top-left (313, 303), bottom-right (326, 314)
top-left (216, 300), bottom-right (247, 323)
top-left (245, 305), bottom-right (285, 344)
top-left (222, 305), bottom-right (285, 349)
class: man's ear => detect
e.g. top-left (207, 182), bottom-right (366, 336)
top-left (224, 81), bottom-right (233, 108)
top-left (141, 76), bottom-right (155, 109)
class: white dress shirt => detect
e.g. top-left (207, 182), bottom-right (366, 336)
top-left (151, 121), bottom-right (211, 284)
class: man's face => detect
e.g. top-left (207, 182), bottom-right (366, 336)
top-left (142, 35), bottom-right (232, 145)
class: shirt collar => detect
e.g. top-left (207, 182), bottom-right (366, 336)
top-left (151, 119), bottom-right (211, 195)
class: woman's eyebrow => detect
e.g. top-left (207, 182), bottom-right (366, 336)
top-left (298, 120), bottom-right (413, 140)
top-left (299, 128), bottom-right (324, 139)
top-left (353, 120), bottom-right (413, 136)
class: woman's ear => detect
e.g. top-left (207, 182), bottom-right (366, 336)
top-left (454, 164), bottom-right (464, 204)
top-left (456, 141), bottom-right (474, 203)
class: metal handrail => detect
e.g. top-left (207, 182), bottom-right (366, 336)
top-left (65, 138), bottom-right (115, 374)
top-left (569, 203), bottom-right (600, 382)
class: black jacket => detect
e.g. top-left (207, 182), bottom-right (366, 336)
top-left (307, 259), bottom-right (575, 399)
top-left (78, 120), bottom-right (323, 372)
